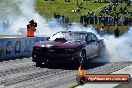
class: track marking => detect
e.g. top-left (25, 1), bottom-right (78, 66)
top-left (68, 84), bottom-right (79, 88)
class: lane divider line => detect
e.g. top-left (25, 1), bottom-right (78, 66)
top-left (68, 83), bottom-right (79, 88)
top-left (109, 64), bottom-right (131, 74)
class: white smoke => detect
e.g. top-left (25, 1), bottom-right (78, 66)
top-left (0, 0), bottom-right (65, 36)
top-left (11, 0), bottom-right (65, 36)
top-left (103, 27), bottom-right (132, 62)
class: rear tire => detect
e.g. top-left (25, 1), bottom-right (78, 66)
top-left (98, 45), bottom-right (109, 62)
top-left (99, 46), bottom-right (105, 57)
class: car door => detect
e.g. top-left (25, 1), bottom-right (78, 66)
top-left (85, 33), bottom-right (99, 58)
top-left (85, 34), bottom-right (93, 58)
top-left (90, 33), bottom-right (99, 57)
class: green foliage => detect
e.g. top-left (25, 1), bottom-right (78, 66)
top-left (35, 0), bottom-right (108, 22)
top-left (35, 0), bottom-right (132, 22)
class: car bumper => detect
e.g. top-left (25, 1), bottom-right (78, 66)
top-left (32, 51), bottom-right (81, 63)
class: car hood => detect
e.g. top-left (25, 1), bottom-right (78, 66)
top-left (35, 40), bottom-right (85, 48)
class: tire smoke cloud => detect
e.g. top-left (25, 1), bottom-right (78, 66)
top-left (103, 27), bottom-right (132, 62)
top-left (0, 0), bottom-right (63, 36)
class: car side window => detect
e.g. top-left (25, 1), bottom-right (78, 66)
top-left (86, 34), bottom-right (93, 42)
top-left (91, 34), bottom-right (98, 41)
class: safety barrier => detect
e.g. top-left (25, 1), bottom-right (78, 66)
top-left (0, 37), bottom-right (48, 60)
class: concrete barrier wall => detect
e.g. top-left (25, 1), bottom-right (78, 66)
top-left (0, 37), bottom-right (48, 60)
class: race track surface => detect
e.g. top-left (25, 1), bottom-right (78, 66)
top-left (0, 58), bottom-right (131, 88)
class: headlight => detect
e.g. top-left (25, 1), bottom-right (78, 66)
top-left (46, 44), bottom-right (53, 48)
top-left (41, 45), bottom-right (45, 47)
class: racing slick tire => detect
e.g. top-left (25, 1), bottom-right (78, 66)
top-left (76, 75), bottom-right (87, 85)
top-left (98, 45), bottom-right (109, 62)
top-left (99, 45), bottom-right (105, 58)
top-left (79, 50), bottom-right (87, 65)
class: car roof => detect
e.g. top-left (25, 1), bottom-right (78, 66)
top-left (58, 31), bottom-right (93, 34)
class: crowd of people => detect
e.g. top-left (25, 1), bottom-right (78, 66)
top-left (52, 0), bottom-right (131, 37)
top-left (80, 1), bottom-right (131, 26)
top-left (53, 0), bottom-right (131, 26)
top-left (54, 13), bottom-right (70, 25)
top-left (96, 25), bottom-right (120, 37)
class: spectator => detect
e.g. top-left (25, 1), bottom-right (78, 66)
top-left (118, 16), bottom-right (124, 25)
top-left (124, 6), bottom-right (127, 11)
top-left (62, 16), bottom-right (65, 23)
top-left (83, 15), bottom-right (87, 25)
top-left (94, 15), bottom-right (98, 24)
top-left (99, 26), bottom-right (105, 36)
top-left (120, 7), bottom-right (123, 13)
top-left (108, 16), bottom-right (113, 25)
top-left (80, 16), bottom-right (84, 24)
top-left (115, 16), bottom-right (119, 25)
top-left (114, 26), bottom-right (120, 37)
top-left (109, 5), bottom-right (112, 12)
top-left (98, 14), bottom-right (102, 24)
top-left (113, 6), bottom-right (116, 11)
top-left (76, 5), bottom-right (80, 12)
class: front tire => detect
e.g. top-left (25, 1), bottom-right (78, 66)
top-left (76, 75), bottom-right (87, 85)
top-left (36, 61), bottom-right (42, 67)
top-left (79, 50), bottom-right (86, 65)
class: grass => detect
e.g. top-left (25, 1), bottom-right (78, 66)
top-left (35, 0), bottom-right (132, 22)
top-left (35, 0), bottom-right (107, 22)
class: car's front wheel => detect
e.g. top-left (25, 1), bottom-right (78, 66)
top-left (76, 75), bottom-right (87, 85)
top-left (36, 61), bottom-right (42, 67)
top-left (79, 50), bottom-right (86, 65)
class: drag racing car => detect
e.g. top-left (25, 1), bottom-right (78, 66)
top-left (32, 31), bottom-right (105, 67)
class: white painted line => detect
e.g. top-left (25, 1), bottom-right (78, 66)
top-left (111, 65), bottom-right (132, 76)
top-left (77, 84), bottom-right (119, 88)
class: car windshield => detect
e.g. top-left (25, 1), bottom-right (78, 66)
top-left (49, 32), bottom-right (86, 41)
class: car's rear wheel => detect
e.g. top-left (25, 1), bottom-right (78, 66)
top-left (98, 45), bottom-right (109, 62)
top-left (99, 46), bottom-right (105, 58)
